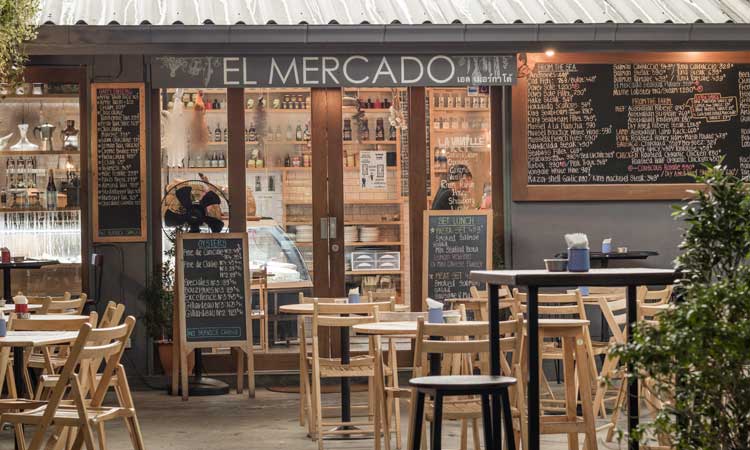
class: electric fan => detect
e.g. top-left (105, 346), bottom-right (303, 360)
top-left (161, 179), bottom-right (229, 241)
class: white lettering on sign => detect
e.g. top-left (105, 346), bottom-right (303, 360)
top-left (223, 57), bottom-right (240, 85)
top-left (401, 56), bottom-right (424, 83)
top-left (322, 56), bottom-right (340, 84)
top-left (269, 57), bottom-right (300, 84)
top-left (302, 57), bottom-right (319, 85)
top-left (427, 55), bottom-right (455, 84)
top-left (372, 57), bottom-right (397, 84)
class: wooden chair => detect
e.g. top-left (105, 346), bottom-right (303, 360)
top-left (97, 302), bottom-right (126, 329)
top-left (468, 285), bottom-right (517, 320)
top-left (309, 301), bottom-right (385, 450)
top-left (640, 285), bottom-right (673, 305)
top-left (14, 312), bottom-right (98, 399)
top-left (25, 296), bottom-right (53, 315)
top-left (409, 317), bottom-right (526, 450)
top-left (592, 296), bottom-right (628, 419)
top-left (47, 294), bottom-right (87, 315)
top-left (2, 316), bottom-right (145, 450)
top-left (514, 289), bottom-right (604, 413)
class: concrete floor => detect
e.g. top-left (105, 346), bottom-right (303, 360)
top-left (0, 388), bottom-right (634, 450)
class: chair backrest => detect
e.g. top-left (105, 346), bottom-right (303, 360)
top-left (8, 311), bottom-right (97, 332)
top-left (47, 316), bottom-right (135, 413)
top-left (98, 301), bottom-right (126, 328)
top-left (597, 297), bottom-right (628, 344)
top-left (26, 296), bottom-right (53, 314)
top-left (366, 291), bottom-right (395, 303)
top-left (47, 293), bottom-right (87, 315)
top-left (514, 289), bottom-right (587, 320)
top-left (587, 287), bottom-right (626, 297)
top-left (311, 301), bottom-right (380, 332)
top-left (377, 311), bottom-right (426, 322)
top-left (638, 285), bottom-right (673, 305)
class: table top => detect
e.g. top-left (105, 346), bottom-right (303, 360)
top-left (4, 314), bottom-right (89, 321)
top-left (554, 251), bottom-right (658, 260)
top-left (0, 259), bottom-right (59, 269)
top-left (353, 321), bottom-right (418, 335)
top-left (0, 331), bottom-right (79, 348)
top-left (1, 304), bottom-right (43, 312)
top-left (280, 303), bottom-right (411, 315)
top-left (470, 268), bottom-right (679, 287)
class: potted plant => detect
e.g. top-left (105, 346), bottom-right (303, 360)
top-left (0, 0), bottom-right (39, 90)
top-left (613, 164), bottom-right (750, 449)
top-left (141, 258), bottom-right (194, 374)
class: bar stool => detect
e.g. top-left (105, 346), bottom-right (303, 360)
top-left (521, 318), bottom-right (598, 450)
top-left (408, 375), bottom-right (517, 450)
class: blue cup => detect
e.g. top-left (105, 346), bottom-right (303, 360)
top-left (0, 316), bottom-right (6, 337)
top-left (567, 248), bottom-right (590, 272)
top-left (428, 307), bottom-right (444, 324)
top-left (579, 286), bottom-right (590, 296)
top-left (602, 242), bottom-right (612, 253)
top-left (348, 293), bottom-right (360, 304)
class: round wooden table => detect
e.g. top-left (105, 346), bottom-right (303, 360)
top-left (4, 314), bottom-right (89, 321)
top-left (280, 302), bottom-right (410, 315)
top-left (353, 321), bottom-right (418, 336)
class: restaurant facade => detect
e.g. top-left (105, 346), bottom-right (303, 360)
top-left (4, 0), bottom-right (750, 378)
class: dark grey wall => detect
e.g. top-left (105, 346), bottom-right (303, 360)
top-left (509, 200), bottom-right (682, 269)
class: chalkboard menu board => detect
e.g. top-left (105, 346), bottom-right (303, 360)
top-left (513, 54), bottom-right (750, 200)
top-left (91, 83), bottom-right (147, 241)
top-left (176, 233), bottom-right (251, 344)
top-left (423, 211), bottom-right (492, 302)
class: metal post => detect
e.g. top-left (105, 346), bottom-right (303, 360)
top-left (527, 285), bottom-right (540, 450)
top-left (626, 285), bottom-right (639, 450)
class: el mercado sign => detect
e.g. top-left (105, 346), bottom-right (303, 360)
top-left (152, 55), bottom-right (516, 88)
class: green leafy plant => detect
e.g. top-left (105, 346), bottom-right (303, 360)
top-left (613, 164), bottom-right (750, 449)
top-left (141, 258), bottom-right (175, 342)
top-left (0, 0), bottom-right (39, 88)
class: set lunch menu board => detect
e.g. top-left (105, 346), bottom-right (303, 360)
top-left (176, 233), bottom-right (251, 345)
top-left (423, 211), bottom-right (492, 302)
top-left (513, 54), bottom-right (750, 200)
top-left (91, 83), bottom-right (147, 241)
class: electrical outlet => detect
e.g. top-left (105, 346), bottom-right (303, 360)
top-left (125, 338), bottom-right (132, 349)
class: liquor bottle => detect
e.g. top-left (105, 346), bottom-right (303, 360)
top-left (268, 175), bottom-right (275, 192)
top-left (360, 119), bottom-right (370, 141)
top-left (284, 154), bottom-right (291, 167)
top-left (214, 124), bottom-right (222, 142)
top-left (383, 98), bottom-right (391, 108)
top-left (286, 124), bottom-right (293, 141)
top-left (343, 120), bottom-right (352, 141)
top-left (255, 176), bottom-right (262, 192)
top-left (389, 124), bottom-right (397, 141)
top-left (374, 98), bottom-right (382, 109)
top-left (367, 98), bottom-right (374, 109)
top-left (303, 123), bottom-right (311, 141)
top-left (223, 126), bottom-right (229, 142)
top-left (220, 153), bottom-right (226, 167)
top-left (220, 99), bottom-right (227, 110)
top-left (295, 124), bottom-right (303, 141)
top-left (375, 118), bottom-right (385, 141)
top-left (212, 98), bottom-right (220, 110)
top-left (275, 126), bottom-right (282, 141)
top-left (46, 170), bottom-right (57, 209)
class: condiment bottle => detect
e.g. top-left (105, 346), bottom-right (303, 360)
top-left (13, 293), bottom-right (29, 319)
top-left (1, 247), bottom-right (10, 263)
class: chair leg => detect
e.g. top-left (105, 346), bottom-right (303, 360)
top-left (573, 337), bottom-right (599, 450)
top-left (460, 419), bottom-right (468, 450)
top-left (14, 424), bottom-right (27, 450)
top-left (500, 390), bottom-right (516, 450)
top-left (388, 339), bottom-right (402, 450)
top-left (562, 338), bottom-right (579, 450)
top-left (96, 423), bottom-right (106, 450)
top-left (481, 394), bottom-right (494, 450)
top-left (471, 419), bottom-right (481, 450)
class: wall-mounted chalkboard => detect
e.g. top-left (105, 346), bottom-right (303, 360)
top-left (423, 210), bottom-right (492, 302)
top-left (512, 53), bottom-right (750, 201)
top-left (91, 83), bottom-right (147, 241)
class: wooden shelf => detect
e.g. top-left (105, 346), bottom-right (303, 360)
top-left (431, 129), bottom-right (489, 134)
top-left (162, 167), bottom-right (225, 172)
top-left (346, 270), bottom-right (402, 275)
top-left (343, 107), bottom-right (391, 113)
top-left (0, 207), bottom-right (81, 213)
top-left (285, 221), bottom-right (401, 226)
top-left (431, 108), bottom-right (488, 112)
top-left (344, 140), bottom-right (397, 145)
top-left (249, 109), bottom-right (309, 114)
top-left (0, 95), bottom-right (79, 103)
top-left (259, 141), bottom-right (309, 145)
top-left (0, 150), bottom-right (80, 157)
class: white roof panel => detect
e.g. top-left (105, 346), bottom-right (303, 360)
top-left (35, 0), bottom-right (750, 25)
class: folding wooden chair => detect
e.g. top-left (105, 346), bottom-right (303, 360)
top-left (2, 316), bottom-right (144, 450)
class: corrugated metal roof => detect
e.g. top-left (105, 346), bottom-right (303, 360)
top-left (35, 0), bottom-right (750, 26)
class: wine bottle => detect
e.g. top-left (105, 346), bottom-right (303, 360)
top-left (360, 119), bottom-right (370, 141)
top-left (343, 120), bottom-right (352, 141)
top-left (46, 170), bottom-right (57, 209)
top-left (295, 124), bottom-right (303, 141)
top-left (375, 118), bottom-right (385, 141)
top-left (214, 124), bottom-right (222, 142)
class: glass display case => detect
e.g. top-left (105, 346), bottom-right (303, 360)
top-left (247, 220), bottom-right (311, 286)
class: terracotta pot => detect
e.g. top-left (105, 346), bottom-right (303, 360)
top-left (156, 341), bottom-right (195, 374)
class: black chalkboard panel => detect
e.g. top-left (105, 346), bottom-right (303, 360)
top-left (423, 211), bottom-right (492, 302)
top-left (177, 234), bottom-right (250, 343)
top-left (91, 83), bottom-right (146, 242)
top-left (523, 61), bottom-right (750, 187)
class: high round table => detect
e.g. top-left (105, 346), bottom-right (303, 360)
top-left (0, 260), bottom-right (60, 302)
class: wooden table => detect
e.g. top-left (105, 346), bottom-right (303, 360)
top-left (554, 251), bottom-right (659, 268)
top-left (470, 268), bottom-right (679, 450)
top-left (0, 260), bottom-right (59, 302)
top-left (280, 303), bottom-right (410, 315)
top-left (4, 314), bottom-right (89, 321)
top-left (1, 304), bottom-right (43, 313)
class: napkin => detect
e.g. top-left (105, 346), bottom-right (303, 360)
top-left (426, 298), bottom-right (443, 310)
top-left (12, 294), bottom-right (27, 305)
top-left (565, 233), bottom-right (589, 249)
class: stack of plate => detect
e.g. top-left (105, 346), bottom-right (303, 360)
top-left (359, 226), bottom-right (380, 243)
top-left (344, 226), bottom-right (359, 243)
top-left (295, 225), bottom-right (313, 242)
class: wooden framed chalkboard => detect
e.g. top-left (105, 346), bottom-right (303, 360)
top-left (512, 52), bottom-right (750, 201)
top-left (91, 82), bottom-right (147, 241)
top-left (422, 210), bottom-right (492, 303)
top-left (174, 232), bottom-right (254, 400)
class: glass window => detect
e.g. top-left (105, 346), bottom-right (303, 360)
top-left (0, 82), bottom-right (83, 296)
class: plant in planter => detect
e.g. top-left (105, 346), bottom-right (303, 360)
top-left (613, 164), bottom-right (750, 449)
top-left (0, 0), bottom-right (39, 89)
top-left (141, 257), bottom-right (194, 374)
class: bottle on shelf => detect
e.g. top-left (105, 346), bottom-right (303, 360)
top-left (389, 124), bottom-right (397, 141)
top-left (303, 122), bottom-right (311, 141)
top-left (220, 99), bottom-right (227, 110)
top-left (248, 123), bottom-right (257, 142)
top-left (360, 119), bottom-right (370, 141)
top-left (286, 124), bottom-right (293, 141)
top-left (46, 170), bottom-right (57, 209)
top-left (255, 176), bottom-right (262, 192)
top-left (223, 126), bottom-right (229, 142)
top-left (212, 98), bottom-right (220, 110)
top-left (214, 124), bottom-right (222, 142)
top-left (268, 176), bottom-right (275, 192)
top-left (295, 124), bottom-right (303, 141)
top-left (343, 120), bottom-right (352, 141)
top-left (284, 154), bottom-right (291, 167)
top-left (375, 118), bottom-right (384, 141)
top-left (383, 98), bottom-right (391, 108)
top-left (275, 126), bottom-right (282, 141)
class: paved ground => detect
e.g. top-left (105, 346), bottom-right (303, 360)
top-left (0, 388), bottom-right (632, 450)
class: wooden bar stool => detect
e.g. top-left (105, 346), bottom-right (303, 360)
top-left (408, 375), bottom-right (517, 450)
top-left (521, 318), bottom-right (598, 450)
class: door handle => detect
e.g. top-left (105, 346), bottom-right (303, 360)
top-left (320, 217), bottom-right (337, 239)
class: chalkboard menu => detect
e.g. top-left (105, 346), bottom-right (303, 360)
top-left (91, 83), bottom-right (147, 241)
top-left (176, 233), bottom-right (251, 344)
top-left (423, 211), bottom-right (492, 302)
top-left (513, 54), bottom-right (750, 200)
